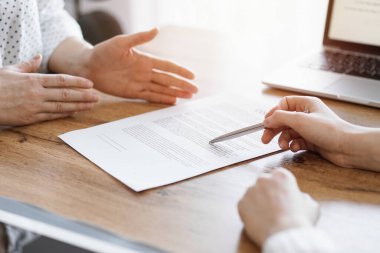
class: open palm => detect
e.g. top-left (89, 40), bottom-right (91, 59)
top-left (85, 28), bottom-right (197, 104)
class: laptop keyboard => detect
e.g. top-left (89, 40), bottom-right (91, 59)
top-left (300, 51), bottom-right (380, 80)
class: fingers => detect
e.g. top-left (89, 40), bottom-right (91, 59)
top-left (35, 112), bottom-right (74, 122)
top-left (290, 139), bottom-right (317, 153)
top-left (262, 127), bottom-right (315, 152)
top-left (254, 167), bottom-right (295, 185)
top-left (255, 167), bottom-right (295, 182)
top-left (271, 167), bottom-right (296, 182)
top-left (278, 129), bottom-right (301, 150)
top-left (44, 88), bottom-right (99, 103)
top-left (42, 102), bottom-right (95, 113)
top-left (262, 115), bottom-right (318, 152)
top-left (151, 70), bottom-right (198, 93)
top-left (264, 104), bottom-right (281, 118)
top-left (266, 167), bottom-right (299, 191)
top-left (261, 127), bottom-right (284, 144)
top-left (138, 91), bottom-right (177, 104)
top-left (264, 110), bottom-right (307, 130)
top-left (290, 138), bottom-right (306, 152)
top-left (262, 96), bottom-right (323, 142)
top-left (5, 54), bottom-right (42, 73)
top-left (149, 83), bottom-right (193, 99)
top-left (152, 58), bottom-right (195, 80)
top-left (264, 96), bottom-right (325, 119)
top-left (289, 138), bottom-right (307, 152)
top-left (124, 28), bottom-right (159, 48)
top-left (278, 96), bottom-right (321, 113)
top-left (37, 74), bottom-right (93, 89)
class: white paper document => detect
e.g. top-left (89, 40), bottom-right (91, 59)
top-left (60, 95), bottom-right (280, 191)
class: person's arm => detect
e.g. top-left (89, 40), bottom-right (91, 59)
top-left (0, 0), bottom-right (98, 126)
top-left (37, 0), bottom-right (83, 72)
top-left (48, 29), bottom-right (198, 105)
top-left (345, 127), bottom-right (380, 171)
top-left (38, 0), bottom-right (198, 104)
top-left (238, 168), bottom-right (339, 253)
top-left (261, 96), bottom-right (380, 172)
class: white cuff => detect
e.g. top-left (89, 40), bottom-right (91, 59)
top-left (263, 227), bottom-right (338, 253)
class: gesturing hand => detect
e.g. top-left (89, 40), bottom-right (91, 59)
top-left (0, 55), bottom-right (98, 126)
top-left (83, 28), bottom-right (198, 104)
top-left (238, 168), bottom-right (319, 247)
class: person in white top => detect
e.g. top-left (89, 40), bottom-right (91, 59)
top-left (0, 0), bottom-right (197, 126)
top-left (238, 96), bottom-right (380, 253)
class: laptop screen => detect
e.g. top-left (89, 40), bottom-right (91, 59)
top-left (329, 0), bottom-right (380, 47)
top-left (324, 0), bottom-right (380, 54)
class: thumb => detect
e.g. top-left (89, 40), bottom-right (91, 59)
top-left (7, 54), bottom-right (42, 73)
top-left (124, 28), bottom-right (159, 48)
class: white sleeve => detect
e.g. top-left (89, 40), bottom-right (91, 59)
top-left (263, 227), bottom-right (339, 253)
top-left (37, 0), bottom-right (83, 71)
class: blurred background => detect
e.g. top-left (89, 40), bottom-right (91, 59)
top-left (64, 0), bottom-right (329, 96)
top-left (65, 0), bottom-right (327, 48)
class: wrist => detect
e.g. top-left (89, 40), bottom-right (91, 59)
top-left (340, 124), bottom-right (380, 170)
top-left (338, 123), bottom-right (364, 168)
top-left (48, 37), bottom-right (94, 78)
top-left (75, 46), bottom-right (94, 80)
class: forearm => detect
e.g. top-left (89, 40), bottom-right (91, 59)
top-left (343, 125), bottom-right (380, 172)
top-left (48, 37), bottom-right (93, 78)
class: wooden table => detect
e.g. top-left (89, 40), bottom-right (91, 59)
top-left (1, 8), bottom-right (380, 253)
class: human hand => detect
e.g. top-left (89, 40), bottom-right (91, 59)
top-left (261, 96), bottom-right (360, 168)
top-left (81, 28), bottom-right (198, 104)
top-left (0, 55), bottom-right (98, 126)
top-left (238, 168), bottom-right (319, 247)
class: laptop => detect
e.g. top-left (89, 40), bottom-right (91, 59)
top-left (262, 0), bottom-right (380, 108)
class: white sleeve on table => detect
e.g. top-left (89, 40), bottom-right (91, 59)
top-left (263, 227), bottom-right (339, 253)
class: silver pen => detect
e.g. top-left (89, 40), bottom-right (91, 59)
top-left (209, 122), bottom-right (265, 144)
